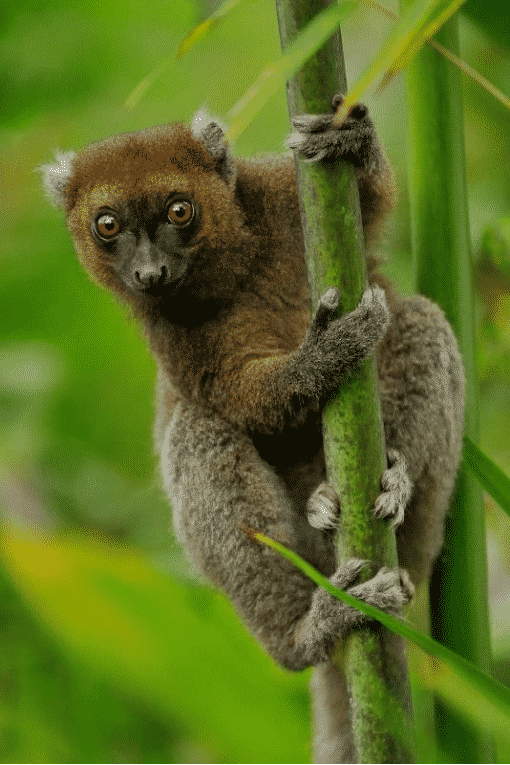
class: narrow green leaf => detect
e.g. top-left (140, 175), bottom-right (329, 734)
top-left (380, 0), bottom-right (467, 87)
top-left (124, 62), bottom-right (169, 111)
top-left (225, 1), bottom-right (358, 140)
top-left (254, 529), bottom-right (510, 742)
top-left (177, 18), bottom-right (215, 58)
top-left (334, 0), bottom-right (462, 122)
top-left (370, 1), bottom-right (510, 110)
top-left (463, 435), bottom-right (510, 518)
top-left (177, 0), bottom-right (254, 58)
top-left (409, 644), bottom-right (510, 748)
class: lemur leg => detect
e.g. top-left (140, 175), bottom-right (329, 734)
top-left (378, 294), bottom-right (465, 585)
top-left (161, 399), bottom-right (413, 672)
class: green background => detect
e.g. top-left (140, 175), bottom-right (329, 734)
top-left (1, 0), bottom-right (510, 761)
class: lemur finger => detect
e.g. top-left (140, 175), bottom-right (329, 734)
top-left (373, 449), bottom-right (413, 528)
top-left (290, 114), bottom-right (332, 134)
top-left (349, 566), bottom-right (414, 613)
top-left (331, 94), bottom-right (368, 121)
top-left (314, 287), bottom-right (341, 328)
top-left (330, 558), bottom-right (371, 591)
top-left (307, 482), bottom-right (340, 530)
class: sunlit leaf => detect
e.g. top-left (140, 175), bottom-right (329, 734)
top-left (334, 0), bottom-right (465, 122)
top-left (178, 0), bottom-right (254, 57)
top-left (226, 1), bottom-right (358, 140)
top-left (380, 0), bottom-right (466, 89)
top-left (370, 1), bottom-right (510, 110)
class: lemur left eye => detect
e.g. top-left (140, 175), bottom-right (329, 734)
top-left (167, 200), bottom-right (194, 227)
top-left (95, 212), bottom-right (120, 240)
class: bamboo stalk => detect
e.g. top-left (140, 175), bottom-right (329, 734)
top-left (275, 0), bottom-right (413, 760)
top-left (400, 7), bottom-right (494, 762)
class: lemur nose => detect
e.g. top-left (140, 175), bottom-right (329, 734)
top-left (134, 265), bottom-right (167, 289)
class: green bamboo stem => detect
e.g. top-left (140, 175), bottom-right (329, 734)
top-left (400, 8), bottom-right (494, 762)
top-left (275, 0), bottom-right (413, 761)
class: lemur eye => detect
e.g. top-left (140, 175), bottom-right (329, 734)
top-left (95, 213), bottom-right (120, 239)
top-left (167, 200), bottom-right (194, 227)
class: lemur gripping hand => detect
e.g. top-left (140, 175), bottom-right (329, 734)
top-left (374, 449), bottom-right (413, 528)
top-left (289, 285), bottom-right (389, 402)
top-left (300, 558), bottom-right (415, 666)
top-left (288, 96), bottom-right (382, 174)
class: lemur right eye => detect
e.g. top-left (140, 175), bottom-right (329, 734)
top-left (95, 213), bottom-right (120, 240)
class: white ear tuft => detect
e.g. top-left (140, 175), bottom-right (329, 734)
top-left (39, 150), bottom-right (76, 208)
top-left (190, 108), bottom-right (236, 186)
top-left (191, 108), bottom-right (227, 140)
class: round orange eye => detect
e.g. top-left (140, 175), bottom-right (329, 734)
top-left (95, 213), bottom-right (120, 239)
top-left (167, 200), bottom-right (194, 227)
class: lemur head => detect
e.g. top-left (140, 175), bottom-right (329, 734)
top-left (41, 112), bottom-right (248, 317)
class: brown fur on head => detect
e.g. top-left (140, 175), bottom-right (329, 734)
top-left (41, 118), bottom-right (253, 318)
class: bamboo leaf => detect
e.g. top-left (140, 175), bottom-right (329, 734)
top-left (379, 0), bottom-right (467, 88)
top-left (254, 529), bottom-right (510, 743)
top-left (334, 0), bottom-right (465, 123)
top-left (124, 62), bottom-right (170, 111)
top-left (370, 1), bottom-right (510, 110)
top-left (225, 1), bottom-right (358, 140)
top-left (177, 0), bottom-right (255, 58)
top-left (463, 435), bottom-right (510, 518)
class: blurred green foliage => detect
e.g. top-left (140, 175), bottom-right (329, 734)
top-left (0, 0), bottom-right (509, 761)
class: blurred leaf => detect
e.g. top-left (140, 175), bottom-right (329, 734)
top-left (335, 0), bottom-right (466, 120)
top-left (480, 218), bottom-right (510, 280)
top-left (0, 562), bottom-right (178, 763)
top-left (178, 0), bottom-right (255, 57)
top-left (463, 435), bottom-right (510, 518)
top-left (0, 525), bottom-right (310, 763)
top-left (409, 644), bottom-right (510, 748)
top-left (225, 1), bottom-right (358, 140)
top-left (463, 0), bottom-right (510, 51)
top-left (379, 0), bottom-right (466, 89)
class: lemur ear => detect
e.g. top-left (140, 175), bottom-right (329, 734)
top-left (39, 151), bottom-right (76, 209)
top-left (191, 109), bottom-right (236, 187)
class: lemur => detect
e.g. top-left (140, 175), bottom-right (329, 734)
top-left (41, 98), bottom-right (465, 763)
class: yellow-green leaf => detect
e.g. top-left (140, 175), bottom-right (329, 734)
top-left (380, 0), bottom-right (467, 88)
top-left (334, 0), bottom-right (464, 122)
top-left (226, 1), bottom-right (358, 141)
top-left (178, 0), bottom-right (254, 58)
